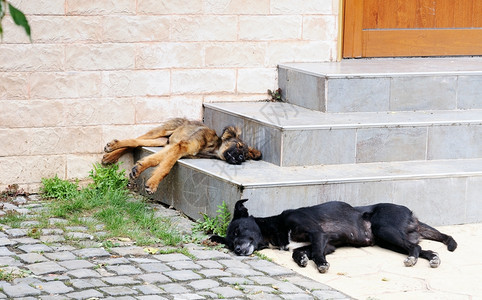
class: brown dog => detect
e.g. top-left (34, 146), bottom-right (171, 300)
top-left (102, 118), bottom-right (262, 193)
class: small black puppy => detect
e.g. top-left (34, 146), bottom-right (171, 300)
top-left (210, 199), bottom-right (373, 273)
top-left (292, 203), bottom-right (458, 269)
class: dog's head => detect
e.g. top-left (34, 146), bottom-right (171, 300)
top-left (218, 126), bottom-right (262, 165)
top-left (210, 199), bottom-right (267, 256)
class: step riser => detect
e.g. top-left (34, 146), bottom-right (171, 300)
top-left (135, 150), bottom-right (482, 226)
top-left (279, 67), bottom-right (482, 113)
top-left (205, 107), bottom-right (482, 167)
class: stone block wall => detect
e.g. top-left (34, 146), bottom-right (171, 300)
top-left (0, 0), bottom-right (339, 191)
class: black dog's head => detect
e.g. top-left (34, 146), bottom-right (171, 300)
top-left (209, 199), bottom-right (267, 256)
top-left (218, 126), bottom-right (262, 165)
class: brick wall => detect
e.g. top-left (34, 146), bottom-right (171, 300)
top-left (0, 0), bottom-right (339, 191)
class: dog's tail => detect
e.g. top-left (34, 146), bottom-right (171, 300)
top-left (418, 221), bottom-right (457, 251)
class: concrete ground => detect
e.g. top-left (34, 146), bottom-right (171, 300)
top-left (260, 223), bottom-right (482, 300)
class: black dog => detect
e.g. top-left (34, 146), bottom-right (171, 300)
top-left (291, 203), bottom-right (458, 269)
top-left (209, 199), bottom-right (373, 273)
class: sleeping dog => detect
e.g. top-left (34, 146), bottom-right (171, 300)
top-left (210, 200), bottom-right (457, 272)
top-left (210, 199), bottom-right (374, 273)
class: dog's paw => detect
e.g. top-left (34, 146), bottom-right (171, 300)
top-left (297, 254), bottom-right (309, 267)
top-left (429, 256), bottom-right (441, 268)
top-left (316, 262), bottom-right (330, 273)
top-left (144, 181), bottom-right (158, 195)
top-left (104, 139), bottom-right (119, 153)
top-left (130, 164), bottom-right (142, 179)
top-left (101, 153), bottom-right (116, 165)
top-left (404, 256), bottom-right (418, 267)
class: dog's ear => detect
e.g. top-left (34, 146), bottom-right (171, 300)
top-left (247, 147), bottom-right (262, 160)
top-left (362, 212), bottom-right (372, 221)
top-left (221, 126), bottom-right (241, 141)
top-left (233, 199), bottom-right (249, 220)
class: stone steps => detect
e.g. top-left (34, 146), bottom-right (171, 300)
top-left (278, 57), bottom-right (482, 112)
top-left (135, 147), bottom-right (482, 226)
top-left (204, 102), bottom-right (482, 166)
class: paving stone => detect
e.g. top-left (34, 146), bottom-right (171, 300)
top-left (0, 247), bottom-right (15, 256)
top-left (27, 261), bottom-right (67, 275)
top-left (0, 237), bottom-right (16, 246)
top-left (66, 232), bottom-right (94, 240)
top-left (44, 251), bottom-right (77, 261)
top-left (13, 276), bottom-right (42, 286)
top-left (0, 256), bottom-right (22, 266)
top-left (48, 218), bottom-right (69, 225)
top-left (133, 284), bottom-right (165, 295)
top-left (106, 264), bottom-right (143, 275)
top-left (210, 286), bottom-right (244, 298)
top-left (167, 260), bottom-right (202, 270)
top-left (280, 294), bottom-right (314, 299)
top-left (73, 247), bottom-right (110, 258)
top-left (13, 196), bottom-right (28, 204)
top-left (219, 277), bottom-right (254, 285)
top-left (66, 268), bottom-right (102, 278)
top-left (311, 290), bottom-right (351, 299)
top-left (65, 226), bottom-right (88, 232)
top-left (41, 274), bottom-right (70, 281)
top-left (138, 262), bottom-right (171, 273)
top-left (70, 278), bottom-right (108, 289)
top-left (2, 283), bottom-right (41, 297)
top-left (164, 270), bottom-right (202, 281)
top-left (154, 253), bottom-right (190, 262)
top-left (198, 291), bottom-right (218, 298)
top-left (129, 257), bottom-right (159, 263)
top-left (188, 279), bottom-right (220, 290)
top-left (137, 296), bottom-right (169, 300)
top-left (20, 220), bottom-right (40, 227)
top-left (41, 228), bottom-right (64, 235)
top-left (40, 235), bottom-right (66, 243)
top-left (173, 293), bottom-right (204, 299)
top-left (225, 267), bottom-right (263, 276)
top-left (2, 203), bottom-right (18, 211)
top-left (101, 286), bottom-right (138, 296)
top-left (189, 249), bottom-right (231, 260)
top-left (39, 296), bottom-right (70, 300)
top-left (137, 273), bottom-right (172, 284)
top-left (12, 237), bottom-right (42, 244)
top-left (218, 259), bottom-right (251, 268)
top-left (110, 246), bottom-right (148, 256)
top-left (196, 260), bottom-right (223, 269)
top-left (245, 259), bottom-right (295, 276)
top-left (17, 252), bottom-right (49, 263)
top-left (58, 259), bottom-right (95, 270)
top-left (285, 275), bottom-right (333, 291)
top-left (4, 228), bottom-right (27, 237)
top-left (159, 283), bottom-right (190, 294)
top-left (197, 268), bottom-right (232, 277)
top-left (240, 284), bottom-right (276, 294)
top-left (104, 297), bottom-right (136, 300)
top-left (38, 281), bottom-right (74, 294)
top-left (102, 275), bottom-right (141, 285)
top-left (66, 289), bottom-right (104, 300)
top-left (94, 257), bottom-right (130, 265)
top-left (18, 243), bottom-right (53, 253)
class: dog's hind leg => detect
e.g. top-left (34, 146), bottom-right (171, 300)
top-left (309, 233), bottom-right (332, 273)
top-left (419, 249), bottom-right (441, 268)
top-left (292, 245), bottom-right (312, 267)
top-left (418, 221), bottom-right (457, 251)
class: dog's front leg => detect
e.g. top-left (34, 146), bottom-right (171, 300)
top-left (310, 233), bottom-right (331, 273)
top-left (144, 140), bottom-right (202, 194)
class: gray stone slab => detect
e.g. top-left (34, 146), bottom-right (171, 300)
top-left (27, 261), bottom-right (67, 275)
top-left (137, 273), bottom-right (172, 284)
top-left (166, 260), bottom-right (201, 270)
top-left (197, 268), bottom-right (232, 277)
top-left (0, 237), bottom-right (17, 246)
top-left (189, 279), bottom-right (220, 290)
top-left (0, 246), bottom-right (15, 256)
top-left (102, 275), bottom-right (142, 285)
top-left (457, 75), bottom-right (482, 109)
top-left (58, 259), bottom-right (95, 270)
top-left (153, 253), bottom-right (191, 262)
top-left (101, 286), bottom-right (138, 296)
top-left (66, 289), bottom-right (104, 300)
top-left (73, 247), bottom-right (110, 258)
top-left (159, 283), bottom-right (190, 294)
top-left (244, 259), bottom-right (294, 276)
top-left (428, 125), bottom-right (482, 160)
top-left (70, 278), bottom-right (107, 289)
top-left (138, 262), bottom-right (171, 273)
top-left (133, 284), bottom-right (165, 295)
top-left (210, 286), bottom-right (244, 298)
top-left (5, 228), bottom-right (28, 237)
top-left (2, 283), bottom-right (41, 297)
top-left (164, 270), bottom-right (202, 281)
top-left (106, 264), bottom-right (143, 275)
top-left (189, 249), bottom-right (231, 260)
top-left (18, 243), bottom-right (53, 253)
top-left (39, 281), bottom-right (74, 294)
top-left (44, 251), bottom-right (77, 261)
top-left (17, 252), bottom-right (49, 263)
top-left (110, 246), bottom-right (148, 256)
top-left (66, 268), bottom-right (101, 278)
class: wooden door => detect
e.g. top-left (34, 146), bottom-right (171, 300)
top-left (343, 0), bottom-right (482, 57)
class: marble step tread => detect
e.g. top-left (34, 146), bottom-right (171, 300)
top-left (279, 57), bottom-right (482, 78)
top-left (143, 147), bottom-right (482, 188)
top-left (204, 101), bottom-right (482, 130)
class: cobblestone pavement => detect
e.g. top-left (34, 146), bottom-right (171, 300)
top-left (0, 195), bottom-right (351, 299)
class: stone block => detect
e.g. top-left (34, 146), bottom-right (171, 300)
top-left (1, 100), bottom-right (63, 128)
top-left (138, 0), bottom-right (203, 14)
top-left (65, 44), bottom-right (136, 70)
top-left (30, 16), bottom-right (102, 43)
top-left (239, 16), bottom-right (302, 40)
top-left (266, 41), bottom-right (334, 66)
top-left (136, 42), bottom-right (204, 69)
top-left (204, 0), bottom-right (270, 14)
top-left (134, 96), bottom-right (203, 124)
top-left (237, 68), bottom-right (277, 93)
top-left (205, 43), bottom-right (266, 67)
top-left (103, 16), bottom-right (169, 42)
top-left (102, 70), bottom-right (170, 97)
top-left (30, 72), bottom-right (101, 99)
top-left (170, 16), bottom-right (237, 41)
top-left (271, 0), bottom-right (334, 14)
top-left (66, 0), bottom-right (136, 15)
top-left (302, 15), bottom-right (337, 41)
top-left (0, 73), bottom-right (28, 99)
top-left (171, 69), bottom-right (236, 94)
top-left (0, 44), bottom-right (64, 72)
